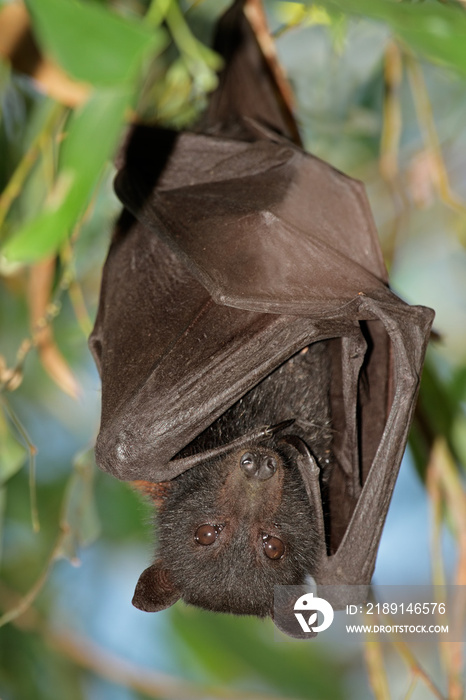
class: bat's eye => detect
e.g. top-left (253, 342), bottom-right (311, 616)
top-left (195, 523), bottom-right (220, 545)
top-left (262, 535), bottom-right (285, 560)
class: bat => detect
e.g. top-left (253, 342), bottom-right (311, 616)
top-left (89, 0), bottom-right (434, 637)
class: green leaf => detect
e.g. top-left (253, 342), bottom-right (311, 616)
top-left (2, 87), bottom-right (130, 263)
top-left (320, 0), bottom-right (466, 77)
top-left (25, 0), bottom-right (165, 87)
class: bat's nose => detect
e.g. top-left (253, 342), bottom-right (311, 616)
top-left (240, 451), bottom-right (277, 480)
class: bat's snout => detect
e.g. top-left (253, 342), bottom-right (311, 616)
top-left (240, 451), bottom-right (277, 481)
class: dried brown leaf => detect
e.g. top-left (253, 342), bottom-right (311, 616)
top-left (28, 258), bottom-right (81, 400)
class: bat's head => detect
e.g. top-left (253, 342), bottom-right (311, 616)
top-left (132, 441), bottom-right (320, 624)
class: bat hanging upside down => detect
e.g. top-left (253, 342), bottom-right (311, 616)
top-left (89, 0), bottom-right (434, 637)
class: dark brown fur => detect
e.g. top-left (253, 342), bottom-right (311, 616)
top-left (139, 342), bottom-right (333, 617)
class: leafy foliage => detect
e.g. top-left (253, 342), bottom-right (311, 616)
top-left (0, 1), bottom-right (465, 699)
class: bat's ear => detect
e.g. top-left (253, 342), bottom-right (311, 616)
top-left (270, 587), bottom-right (317, 640)
top-left (271, 608), bottom-right (315, 640)
top-left (131, 480), bottom-right (171, 507)
top-left (132, 561), bottom-right (180, 612)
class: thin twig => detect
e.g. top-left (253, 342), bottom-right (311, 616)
top-left (244, 0), bottom-right (301, 145)
top-left (145, 0), bottom-right (173, 27)
top-left (1, 396), bottom-right (39, 532)
top-left (0, 528), bottom-right (67, 628)
top-left (392, 638), bottom-right (447, 700)
top-left (0, 237), bottom-right (78, 398)
top-left (379, 40), bottom-right (410, 267)
top-left (0, 102), bottom-right (67, 235)
top-left (426, 445), bottom-right (446, 589)
top-left (429, 440), bottom-right (466, 700)
top-left (61, 223), bottom-right (96, 339)
top-left (164, 0), bottom-right (218, 81)
top-left (380, 41), bottom-right (403, 184)
top-left (402, 676), bottom-right (418, 700)
top-left (405, 53), bottom-right (466, 216)
top-left (364, 635), bottom-right (391, 700)
top-left (426, 439), bottom-right (452, 694)
top-left (67, 277), bottom-right (94, 338)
